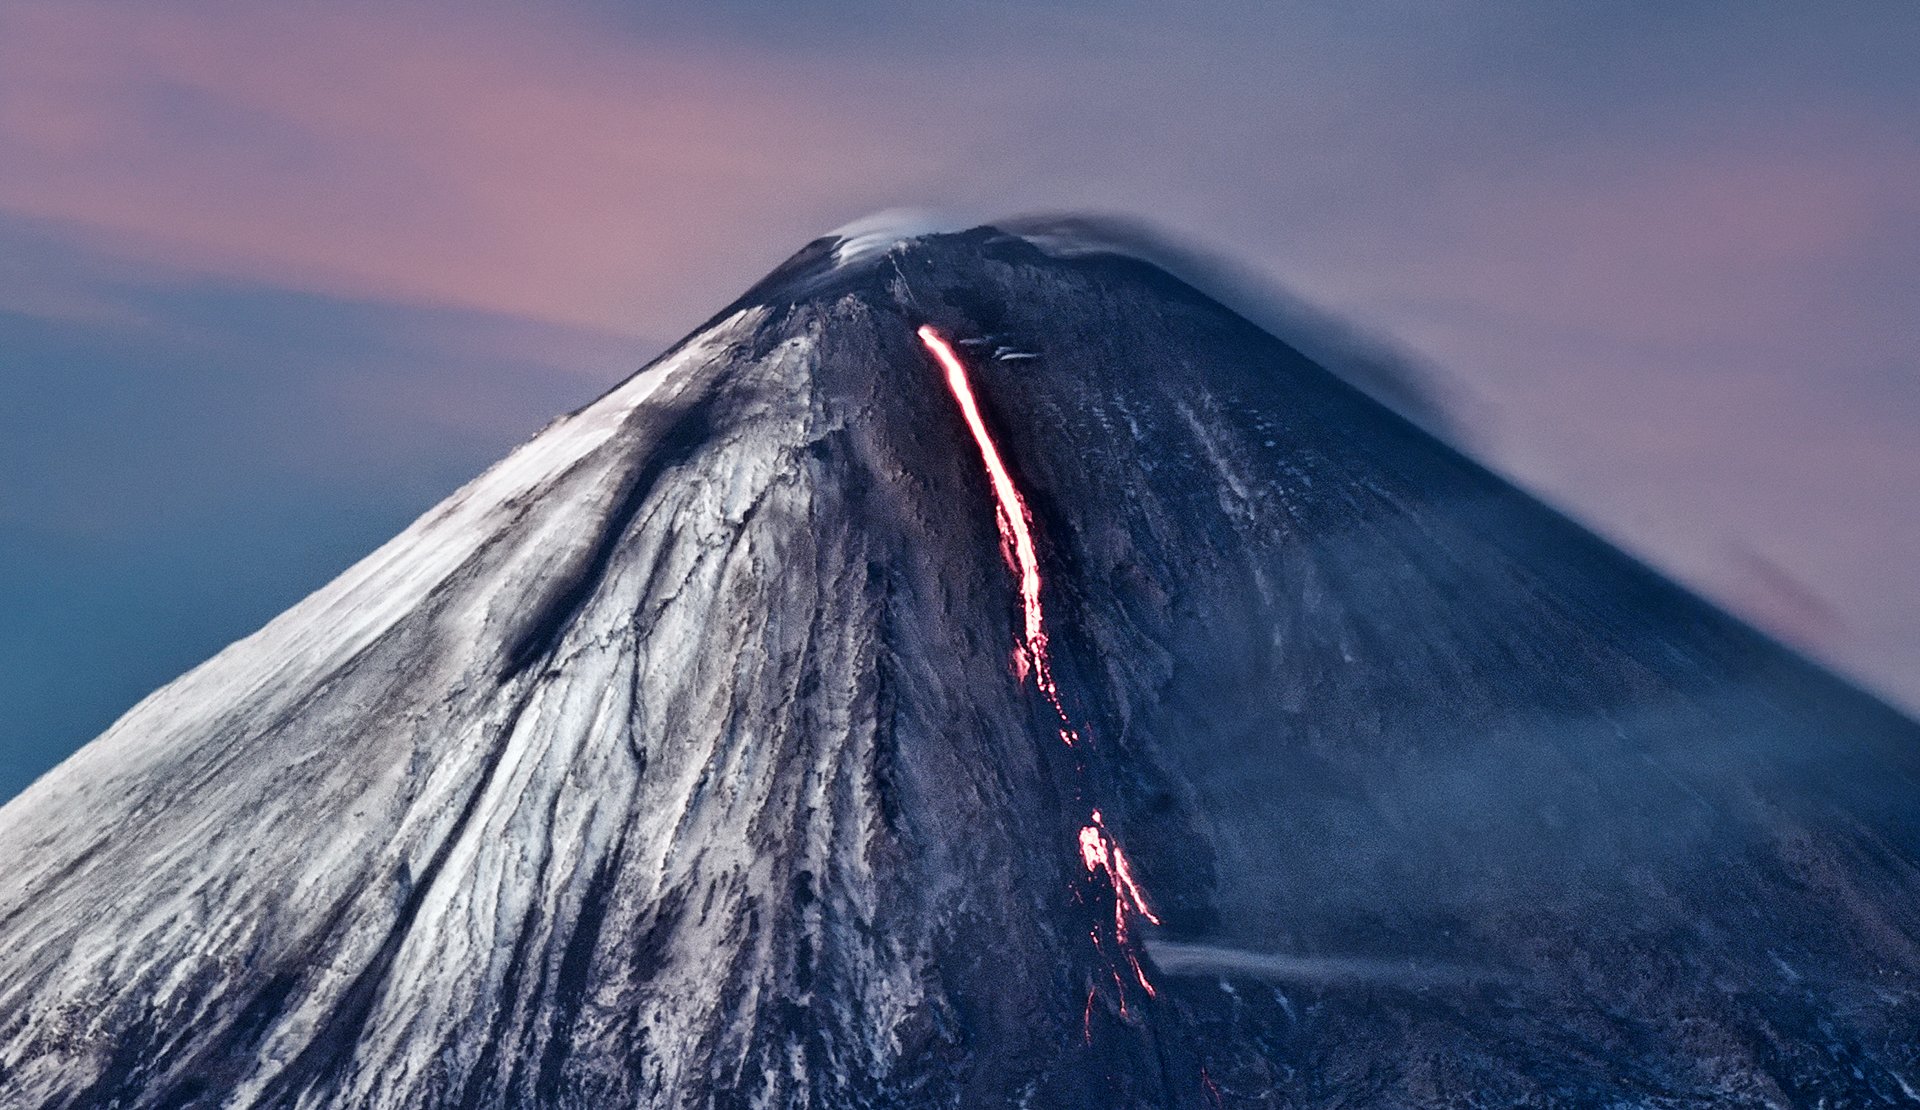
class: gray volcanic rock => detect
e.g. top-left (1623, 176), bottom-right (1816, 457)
top-left (2, 225), bottom-right (1918, 1108)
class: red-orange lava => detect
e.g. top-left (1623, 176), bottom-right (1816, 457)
top-left (916, 325), bottom-right (1080, 745)
top-left (1080, 809), bottom-right (1162, 995)
top-left (1201, 1066), bottom-right (1225, 1107)
top-left (918, 324), bottom-right (1166, 1021)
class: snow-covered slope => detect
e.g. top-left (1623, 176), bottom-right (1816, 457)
top-left (2, 226), bottom-right (1918, 1108)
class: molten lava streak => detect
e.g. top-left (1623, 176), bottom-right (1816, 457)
top-left (917, 324), bottom-right (1165, 1019)
top-left (1080, 810), bottom-right (1162, 994)
top-left (916, 325), bottom-right (1077, 742)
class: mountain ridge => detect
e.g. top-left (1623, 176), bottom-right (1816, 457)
top-left (2, 224), bottom-right (1917, 1108)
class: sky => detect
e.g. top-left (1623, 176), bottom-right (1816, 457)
top-left (1, 1), bottom-right (1915, 800)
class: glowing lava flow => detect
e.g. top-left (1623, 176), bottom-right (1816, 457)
top-left (916, 325), bottom-right (1078, 745)
top-left (916, 324), bottom-right (1164, 1022)
top-left (1079, 809), bottom-right (1162, 994)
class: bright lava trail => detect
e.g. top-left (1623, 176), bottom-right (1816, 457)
top-left (916, 323), bottom-right (1163, 1026)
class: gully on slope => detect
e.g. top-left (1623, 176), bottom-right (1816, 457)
top-left (915, 324), bottom-right (1163, 1030)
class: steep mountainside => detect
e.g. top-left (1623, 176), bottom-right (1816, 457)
top-left (2, 226), bottom-right (1917, 1108)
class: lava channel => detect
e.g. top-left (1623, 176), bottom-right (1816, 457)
top-left (917, 323), bottom-right (1165, 1015)
top-left (1080, 809), bottom-right (1163, 996)
top-left (915, 326), bottom-right (1081, 740)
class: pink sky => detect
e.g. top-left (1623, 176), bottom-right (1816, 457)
top-left (1, 0), bottom-right (1915, 720)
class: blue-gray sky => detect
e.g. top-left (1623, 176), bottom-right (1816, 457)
top-left (2, 1), bottom-right (1916, 800)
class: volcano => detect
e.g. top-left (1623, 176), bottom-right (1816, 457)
top-left (3, 225), bottom-right (1918, 1109)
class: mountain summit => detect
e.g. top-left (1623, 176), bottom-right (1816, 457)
top-left (3, 225), bottom-right (1918, 1108)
